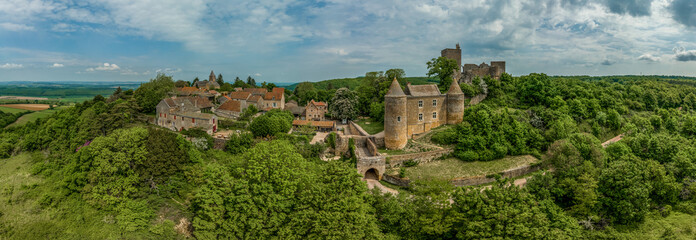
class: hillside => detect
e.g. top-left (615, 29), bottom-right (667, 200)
top-left (285, 76), bottom-right (438, 91)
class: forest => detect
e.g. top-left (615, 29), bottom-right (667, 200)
top-left (1, 73), bottom-right (696, 239)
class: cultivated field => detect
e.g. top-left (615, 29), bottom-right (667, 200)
top-left (0, 96), bottom-right (49, 100)
top-left (0, 104), bottom-right (51, 111)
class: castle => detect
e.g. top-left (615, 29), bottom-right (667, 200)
top-left (441, 44), bottom-right (505, 84)
top-left (384, 78), bottom-right (464, 149)
top-left (384, 44), bottom-right (506, 149)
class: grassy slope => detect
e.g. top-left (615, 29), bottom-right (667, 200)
top-left (6, 106), bottom-right (69, 128)
top-left (610, 212), bottom-right (696, 239)
top-left (404, 155), bottom-right (538, 181)
top-left (0, 153), bottom-right (185, 239)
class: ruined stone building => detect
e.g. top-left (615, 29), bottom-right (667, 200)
top-left (441, 44), bottom-right (506, 84)
top-left (384, 78), bottom-right (464, 149)
top-left (156, 96), bottom-right (218, 134)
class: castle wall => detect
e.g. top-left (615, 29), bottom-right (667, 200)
top-left (405, 95), bottom-right (447, 138)
top-left (447, 94), bottom-right (465, 125)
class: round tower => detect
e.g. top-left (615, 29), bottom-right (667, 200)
top-left (446, 79), bottom-right (465, 125)
top-left (385, 77), bottom-right (408, 150)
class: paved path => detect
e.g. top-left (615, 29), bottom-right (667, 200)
top-left (365, 179), bottom-right (399, 195)
top-left (310, 132), bottom-right (329, 144)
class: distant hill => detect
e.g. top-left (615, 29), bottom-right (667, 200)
top-left (285, 76), bottom-right (439, 91)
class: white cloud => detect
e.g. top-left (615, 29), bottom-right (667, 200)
top-left (674, 47), bottom-right (696, 61)
top-left (254, 73), bottom-right (262, 77)
top-left (51, 63), bottom-right (64, 67)
top-left (638, 53), bottom-right (660, 62)
top-left (86, 63), bottom-right (120, 71)
top-left (0, 22), bottom-right (34, 31)
top-left (0, 63), bottom-right (23, 69)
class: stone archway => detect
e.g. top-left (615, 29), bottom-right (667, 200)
top-left (364, 168), bottom-right (379, 180)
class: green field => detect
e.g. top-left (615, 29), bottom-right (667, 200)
top-left (353, 118), bottom-right (384, 135)
top-left (403, 155), bottom-right (538, 181)
top-left (6, 106), bottom-right (68, 128)
top-left (0, 106), bottom-right (30, 114)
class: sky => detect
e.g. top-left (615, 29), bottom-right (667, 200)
top-left (0, 0), bottom-right (695, 83)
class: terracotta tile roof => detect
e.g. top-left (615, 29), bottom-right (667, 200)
top-left (178, 87), bottom-right (200, 93)
top-left (406, 84), bottom-right (441, 96)
top-left (244, 88), bottom-right (268, 95)
top-left (272, 87), bottom-right (285, 94)
top-left (247, 95), bottom-right (262, 102)
top-left (218, 100), bottom-right (242, 112)
top-left (182, 96), bottom-right (214, 109)
top-left (308, 99), bottom-right (327, 106)
top-left (263, 91), bottom-right (283, 101)
top-left (292, 120), bottom-right (335, 128)
top-left (229, 91), bottom-right (251, 100)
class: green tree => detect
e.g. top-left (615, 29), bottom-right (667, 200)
top-left (599, 159), bottom-right (651, 224)
top-left (293, 82), bottom-right (318, 106)
top-left (134, 73), bottom-right (175, 113)
top-left (225, 133), bottom-right (254, 154)
top-left (427, 57), bottom-right (458, 90)
top-left (249, 109), bottom-right (293, 137)
top-left (246, 76), bottom-right (256, 87)
top-left (385, 68), bottom-right (405, 81)
top-left (217, 73), bottom-right (224, 86)
top-left (174, 80), bottom-right (188, 88)
top-left (138, 128), bottom-right (189, 187)
top-left (330, 88), bottom-right (359, 122)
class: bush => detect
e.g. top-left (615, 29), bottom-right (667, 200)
top-left (403, 160), bottom-right (418, 167)
top-left (249, 109), bottom-right (293, 137)
top-left (225, 133), bottom-right (254, 154)
top-left (327, 132), bottom-right (337, 149)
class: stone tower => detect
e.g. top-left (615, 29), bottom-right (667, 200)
top-left (446, 78), bottom-right (465, 124)
top-left (209, 70), bottom-right (216, 82)
top-left (384, 77), bottom-right (408, 150)
top-left (441, 43), bottom-right (462, 71)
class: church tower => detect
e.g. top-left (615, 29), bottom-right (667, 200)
top-left (446, 79), bottom-right (465, 125)
top-left (209, 70), bottom-right (216, 82)
top-left (384, 77), bottom-right (408, 149)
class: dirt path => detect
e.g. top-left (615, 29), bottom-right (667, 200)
top-left (365, 179), bottom-right (399, 195)
top-left (601, 134), bottom-right (624, 147)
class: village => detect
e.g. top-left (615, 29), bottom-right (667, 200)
top-left (152, 45), bottom-right (522, 190)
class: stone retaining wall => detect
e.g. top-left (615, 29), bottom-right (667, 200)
top-left (382, 164), bottom-right (541, 187)
top-left (387, 149), bottom-right (453, 167)
top-left (348, 121), bottom-right (369, 136)
top-left (366, 138), bottom-right (378, 156)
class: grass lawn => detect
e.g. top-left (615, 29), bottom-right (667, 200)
top-left (405, 155), bottom-right (538, 181)
top-left (0, 106), bottom-right (31, 114)
top-left (354, 118), bottom-right (384, 135)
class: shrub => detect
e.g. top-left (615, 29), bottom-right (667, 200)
top-left (403, 160), bottom-right (418, 167)
top-left (225, 133), bottom-right (254, 154)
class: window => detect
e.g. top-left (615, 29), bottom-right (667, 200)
top-left (418, 100), bottom-right (423, 108)
top-left (174, 115), bottom-right (176, 120)
top-left (397, 116), bottom-right (401, 122)
top-left (418, 113), bottom-right (423, 121)
top-left (273, 102), bottom-right (277, 107)
top-left (159, 113), bottom-right (162, 117)
top-left (433, 112), bottom-right (437, 119)
top-left (192, 118), bottom-right (195, 123)
top-left (433, 99), bottom-right (437, 106)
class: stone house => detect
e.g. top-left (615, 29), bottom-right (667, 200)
top-left (156, 96), bottom-right (218, 134)
top-left (262, 87), bottom-right (285, 110)
top-left (304, 99), bottom-right (327, 121)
